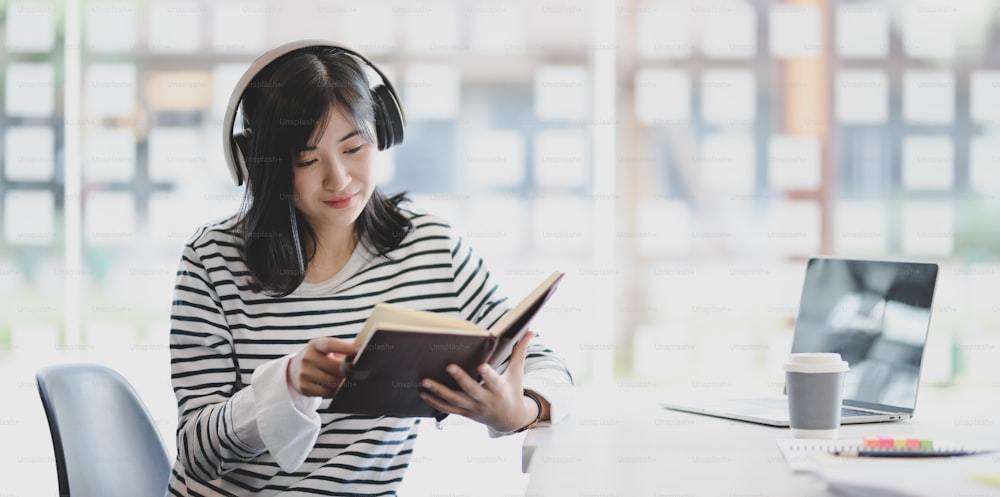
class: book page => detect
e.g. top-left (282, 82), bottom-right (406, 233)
top-left (354, 303), bottom-right (487, 350)
top-left (485, 271), bottom-right (564, 368)
top-left (487, 271), bottom-right (564, 339)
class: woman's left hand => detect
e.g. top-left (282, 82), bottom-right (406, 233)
top-left (420, 331), bottom-right (539, 433)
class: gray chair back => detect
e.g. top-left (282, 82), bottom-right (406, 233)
top-left (36, 363), bottom-right (172, 497)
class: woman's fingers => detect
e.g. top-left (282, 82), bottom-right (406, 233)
top-left (420, 388), bottom-right (459, 415)
top-left (421, 376), bottom-right (477, 413)
top-left (289, 337), bottom-right (359, 397)
top-left (300, 369), bottom-right (343, 397)
top-left (445, 364), bottom-right (489, 401)
top-left (505, 331), bottom-right (534, 382)
top-left (479, 363), bottom-right (504, 391)
top-left (306, 338), bottom-right (356, 377)
top-left (313, 337), bottom-right (360, 356)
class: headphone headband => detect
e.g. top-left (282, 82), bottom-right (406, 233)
top-left (222, 40), bottom-right (405, 186)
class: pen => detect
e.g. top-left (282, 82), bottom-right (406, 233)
top-left (832, 449), bottom-right (989, 458)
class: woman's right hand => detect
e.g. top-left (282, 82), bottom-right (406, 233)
top-left (287, 337), bottom-right (360, 397)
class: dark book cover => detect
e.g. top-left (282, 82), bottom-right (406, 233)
top-left (327, 271), bottom-right (564, 418)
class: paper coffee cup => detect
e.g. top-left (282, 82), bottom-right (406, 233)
top-left (784, 353), bottom-right (850, 439)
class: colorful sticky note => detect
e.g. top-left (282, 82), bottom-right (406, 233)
top-left (863, 435), bottom-right (880, 448)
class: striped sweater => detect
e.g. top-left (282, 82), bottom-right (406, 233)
top-left (167, 209), bottom-right (573, 496)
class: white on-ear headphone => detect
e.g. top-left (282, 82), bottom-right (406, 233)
top-left (221, 39), bottom-right (406, 186)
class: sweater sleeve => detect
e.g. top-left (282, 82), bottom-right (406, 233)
top-left (169, 243), bottom-right (267, 482)
top-left (448, 231), bottom-right (575, 434)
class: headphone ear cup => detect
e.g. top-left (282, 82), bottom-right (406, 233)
top-left (371, 84), bottom-right (404, 150)
top-left (231, 129), bottom-right (252, 185)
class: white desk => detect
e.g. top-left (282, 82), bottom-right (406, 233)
top-left (522, 385), bottom-right (1000, 496)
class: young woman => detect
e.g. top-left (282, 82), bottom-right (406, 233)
top-left (167, 42), bottom-right (573, 496)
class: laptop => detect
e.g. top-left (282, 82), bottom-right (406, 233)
top-left (661, 257), bottom-right (939, 426)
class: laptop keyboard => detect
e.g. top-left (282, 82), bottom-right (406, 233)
top-left (841, 406), bottom-right (876, 417)
top-left (745, 398), bottom-right (879, 417)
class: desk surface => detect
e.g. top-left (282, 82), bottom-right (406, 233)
top-left (523, 385), bottom-right (999, 497)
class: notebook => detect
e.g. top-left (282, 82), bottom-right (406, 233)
top-left (775, 437), bottom-right (989, 472)
top-left (661, 257), bottom-right (939, 427)
top-left (811, 456), bottom-right (1000, 497)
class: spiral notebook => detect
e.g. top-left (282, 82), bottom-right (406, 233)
top-left (808, 449), bottom-right (1000, 497)
top-left (776, 438), bottom-right (989, 472)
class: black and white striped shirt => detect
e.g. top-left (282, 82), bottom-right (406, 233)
top-left (167, 209), bottom-right (573, 496)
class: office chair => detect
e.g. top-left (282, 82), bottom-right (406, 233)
top-left (36, 363), bottom-right (172, 497)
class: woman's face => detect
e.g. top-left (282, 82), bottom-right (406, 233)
top-left (292, 107), bottom-right (376, 240)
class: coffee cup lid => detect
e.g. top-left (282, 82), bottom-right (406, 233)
top-left (784, 353), bottom-right (849, 373)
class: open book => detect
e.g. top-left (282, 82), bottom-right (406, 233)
top-left (328, 271), bottom-right (565, 417)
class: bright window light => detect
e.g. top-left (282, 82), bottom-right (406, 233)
top-left (465, 195), bottom-right (526, 255)
top-left (768, 135), bottom-right (820, 190)
top-left (147, 127), bottom-right (207, 183)
top-left (968, 264), bottom-right (1000, 314)
top-left (534, 129), bottom-right (589, 190)
top-left (4, 126), bottom-right (55, 182)
top-left (211, 63), bottom-right (246, 121)
top-left (834, 201), bottom-right (888, 254)
top-left (86, 323), bottom-right (135, 351)
top-left (4, 190), bottom-right (54, 245)
top-left (86, 2), bottom-right (136, 52)
top-left (633, 325), bottom-right (694, 380)
top-left (903, 71), bottom-right (954, 124)
top-left (404, 65), bottom-right (461, 120)
top-left (375, 146), bottom-right (396, 185)
top-left (634, 69), bottom-right (690, 124)
top-left (903, 3), bottom-right (955, 59)
top-left (698, 1), bottom-right (756, 58)
top-left (836, 70), bottom-right (888, 124)
top-left (402, 2), bottom-right (460, 54)
top-left (145, 71), bottom-right (211, 111)
top-left (836, 4), bottom-right (888, 58)
top-left (148, 192), bottom-right (202, 244)
top-left (701, 70), bottom-right (755, 125)
top-left (85, 63), bottom-right (136, 118)
top-left (466, 130), bottom-right (525, 189)
top-left (970, 71), bottom-right (1000, 124)
top-left (5, 63), bottom-right (55, 117)
top-left (11, 324), bottom-right (59, 352)
top-left (699, 134), bottom-right (755, 192)
top-left (532, 196), bottom-right (589, 253)
top-left (210, 3), bottom-right (266, 53)
top-left (902, 136), bottom-right (954, 190)
top-left (901, 202), bottom-right (953, 256)
top-left (636, 1), bottom-right (692, 58)
top-left (636, 199), bottom-right (691, 256)
top-left (469, 4), bottom-right (525, 53)
top-left (338, 4), bottom-right (395, 54)
top-left (969, 137), bottom-right (1000, 194)
top-left (84, 128), bottom-right (135, 182)
top-left (534, 65), bottom-right (589, 121)
top-left (148, 1), bottom-right (202, 53)
top-left (769, 4), bottom-right (821, 58)
top-left (84, 191), bottom-right (136, 246)
top-left (764, 200), bottom-right (821, 256)
top-left (5, 1), bottom-right (56, 52)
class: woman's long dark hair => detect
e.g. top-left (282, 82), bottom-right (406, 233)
top-left (236, 46), bottom-right (411, 296)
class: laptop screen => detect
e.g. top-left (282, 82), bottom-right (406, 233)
top-left (789, 258), bottom-right (938, 414)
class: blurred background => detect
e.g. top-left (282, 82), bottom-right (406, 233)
top-left (2, 0), bottom-right (1000, 495)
